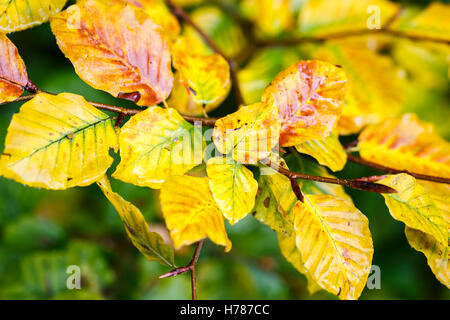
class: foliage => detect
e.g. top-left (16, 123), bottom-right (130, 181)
top-left (0, 0), bottom-right (449, 300)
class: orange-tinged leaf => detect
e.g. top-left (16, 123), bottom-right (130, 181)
top-left (169, 36), bottom-right (231, 113)
top-left (97, 176), bottom-right (175, 267)
top-left (50, 0), bottom-right (173, 106)
top-left (207, 157), bottom-right (258, 225)
top-left (0, 33), bottom-right (28, 103)
top-left (0, 93), bottom-right (118, 189)
top-left (213, 102), bottom-right (280, 164)
top-left (113, 106), bottom-right (204, 189)
top-left (0, 0), bottom-right (67, 32)
top-left (294, 195), bottom-right (373, 300)
top-left (358, 114), bottom-right (450, 178)
top-left (262, 60), bottom-right (347, 147)
top-left (160, 175), bottom-right (232, 251)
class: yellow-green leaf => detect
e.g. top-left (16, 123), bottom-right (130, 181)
top-left (50, 0), bottom-right (173, 106)
top-left (97, 176), bottom-right (175, 267)
top-left (299, 0), bottom-right (399, 36)
top-left (0, 0), bottom-right (67, 32)
top-left (113, 107), bottom-right (204, 189)
top-left (295, 130), bottom-right (347, 172)
top-left (207, 157), bottom-right (258, 225)
top-left (294, 194), bottom-right (373, 300)
top-left (262, 60), bottom-right (347, 147)
top-left (169, 36), bottom-right (231, 113)
top-left (379, 174), bottom-right (447, 245)
top-left (391, 2), bottom-right (450, 42)
top-left (0, 33), bottom-right (28, 103)
top-left (160, 175), bottom-right (232, 251)
top-left (405, 227), bottom-right (449, 289)
top-left (238, 47), bottom-right (301, 105)
top-left (358, 114), bottom-right (450, 178)
top-left (213, 102), bottom-right (280, 164)
top-left (0, 92), bottom-right (118, 190)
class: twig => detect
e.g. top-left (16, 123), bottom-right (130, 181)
top-left (260, 158), bottom-right (397, 194)
top-left (347, 154), bottom-right (450, 185)
top-left (159, 240), bottom-right (204, 300)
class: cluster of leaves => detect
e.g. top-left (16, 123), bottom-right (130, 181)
top-left (0, 0), bottom-right (449, 300)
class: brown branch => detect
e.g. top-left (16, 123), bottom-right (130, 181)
top-left (159, 240), bottom-right (204, 300)
top-left (0, 92), bottom-right (217, 127)
top-left (165, 0), bottom-right (245, 106)
top-left (260, 158), bottom-right (397, 194)
top-left (347, 154), bottom-right (450, 185)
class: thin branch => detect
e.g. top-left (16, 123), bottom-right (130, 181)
top-left (0, 92), bottom-right (217, 127)
top-left (159, 240), bottom-right (204, 300)
top-left (347, 154), bottom-right (450, 185)
top-left (260, 158), bottom-right (397, 194)
top-left (165, 0), bottom-right (245, 106)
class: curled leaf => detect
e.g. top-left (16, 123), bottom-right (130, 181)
top-left (160, 175), bottom-right (232, 251)
top-left (207, 157), bottom-right (258, 225)
top-left (262, 60), bottom-right (347, 147)
top-left (213, 103), bottom-right (280, 164)
top-left (0, 33), bottom-right (28, 103)
top-left (0, 93), bottom-right (118, 189)
top-left (113, 107), bottom-right (204, 189)
top-left (97, 176), bottom-right (175, 267)
top-left (50, 0), bottom-right (173, 106)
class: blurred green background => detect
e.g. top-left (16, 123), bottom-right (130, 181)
top-left (0, 0), bottom-right (449, 300)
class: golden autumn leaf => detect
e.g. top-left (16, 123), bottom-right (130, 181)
top-left (206, 157), bottom-right (258, 225)
top-left (50, 0), bottom-right (173, 106)
top-left (313, 41), bottom-right (406, 134)
top-left (358, 114), bottom-right (450, 178)
top-left (213, 102), bottom-right (280, 164)
top-left (97, 176), bottom-right (175, 267)
top-left (240, 0), bottom-right (295, 36)
top-left (261, 60), bottom-right (347, 147)
top-left (170, 36), bottom-right (231, 113)
top-left (113, 106), bottom-right (204, 189)
top-left (160, 175), bottom-right (232, 251)
top-left (293, 195), bottom-right (373, 300)
top-left (299, 0), bottom-right (399, 36)
top-left (379, 174), bottom-right (447, 245)
top-left (295, 130), bottom-right (347, 172)
top-left (391, 2), bottom-right (450, 42)
top-left (0, 0), bottom-right (67, 32)
top-left (405, 227), bottom-right (449, 289)
top-left (0, 93), bottom-right (118, 190)
top-left (0, 33), bottom-right (28, 103)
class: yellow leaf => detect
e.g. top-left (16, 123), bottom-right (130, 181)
top-left (358, 114), bottom-right (450, 178)
top-left (262, 60), bottom-right (347, 147)
top-left (405, 227), bottom-right (449, 289)
top-left (240, 0), bottom-right (296, 36)
top-left (238, 47), bottom-right (301, 105)
top-left (278, 232), bottom-right (322, 295)
top-left (379, 174), bottom-right (448, 245)
top-left (295, 130), bottom-right (347, 172)
top-left (0, 93), bottom-right (118, 190)
top-left (113, 106), bottom-right (204, 189)
top-left (97, 176), bottom-right (175, 267)
top-left (294, 195), bottom-right (373, 300)
top-left (183, 5), bottom-right (247, 59)
top-left (299, 0), bottom-right (399, 36)
top-left (313, 41), bottom-right (406, 134)
top-left (160, 175), bottom-right (232, 251)
top-left (0, 33), bottom-right (28, 103)
top-left (213, 102), bottom-right (280, 164)
top-left (391, 2), bottom-right (450, 42)
top-left (169, 36), bottom-right (231, 113)
top-left (50, 0), bottom-right (173, 106)
top-left (207, 157), bottom-right (258, 225)
top-left (0, 0), bottom-right (67, 32)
